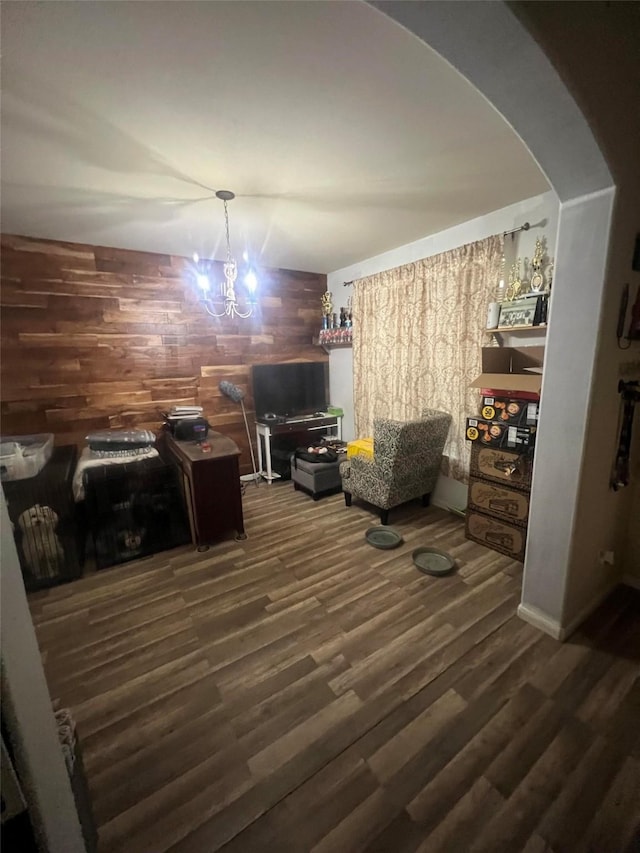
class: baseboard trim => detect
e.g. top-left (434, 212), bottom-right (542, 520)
top-left (517, 603), bottom-right (563, 640)
top-left (622, 574), bottom-right (640, 591)
top-left (558, 581), bottom-right (617, 641)
top-left (430, 497), bottom-right (454, 512)
top-left (519, 580), bottom-right (619, 642)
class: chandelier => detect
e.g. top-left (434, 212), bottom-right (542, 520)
top-left (194, 190), bottom-right (256, 319)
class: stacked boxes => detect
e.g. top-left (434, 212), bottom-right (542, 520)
top-left (464, 347), bottom-right (543, 561)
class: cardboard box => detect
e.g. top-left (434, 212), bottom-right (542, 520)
top-left (467, 477), bottom-right (530, 526)
top-left (469, 443), bottom-right (532, 490)
top-left (465, 508), bottom-right (527, 561)
top-left (480, 396), bottom-right (539, 426)
top-left (465, 418), bottom-right (536, 450)
top-left (481, 388), bottom-right (540, 402)
top-left (470, 347), bottom-right (544, 395)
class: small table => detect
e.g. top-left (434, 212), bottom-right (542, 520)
top-left (255, 415), bottom-right (342, 483)
top-left (164, 432), bottom-right (245, 546)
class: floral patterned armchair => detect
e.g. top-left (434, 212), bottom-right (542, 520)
top-left (340, 408), bottom-right (452, 525)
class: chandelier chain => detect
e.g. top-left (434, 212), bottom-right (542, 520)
top-left (223, 199), bottom-right (232, 263)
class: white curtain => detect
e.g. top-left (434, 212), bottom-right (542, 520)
top-left (352, 235), bottom-right (503, 482)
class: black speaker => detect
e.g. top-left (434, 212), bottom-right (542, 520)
top-left (172, 418), bottom-right (209, 441)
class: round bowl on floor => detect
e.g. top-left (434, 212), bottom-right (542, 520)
top-left (365, 526), bottom-right (403, 549)
top-left (412, 546), bottom-right (457, 576)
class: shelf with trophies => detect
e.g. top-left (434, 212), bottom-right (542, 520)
top-left (314, 290), bottom-right (353, 351)
top-left (486, 238), bottom-right (553, 335)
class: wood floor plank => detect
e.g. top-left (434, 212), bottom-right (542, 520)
top-left (72, 648), bottom-right (213, 737)
top-left (25, 483), bottom-right (640, 853)
top-left (309, 787), bottom-right (400, 853)
top-left (247, 689), bottom-right (363, 778)
top-left (49, 627), bottom-right (203, 703)
top-left (100, 749), bottom-right (254, 853)
top-left (367, 689), bottom-right (467, 782)
top-left (580, 755), bottom-right (640, 853)
top-left (418, 776), bottom-right (504, 853)
top-left (216, 750), bottom-right (380, 853)
top-left (468, 717), bottom-right (593, 853)
top-left (576, 657), bottom-right (639, 733)
top-left (81, 671), bottom-right (223, 775)
top-left (407, 683), bottom-right (546, 828)
top-left (362, 809), bottom-right (427, 853)
top-left (483, 696), bottom-right (566, 797)
top-left (91, 703), bottom-right (235, 826)
top-left (230, 655), bottom-right (349, 739)
top-left (536, 735), bottom-right (635, 852)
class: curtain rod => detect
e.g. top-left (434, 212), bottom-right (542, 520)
top-left (342, 221), bottom-right (531, 285)
top-left (504, 222), bottom-right (530, 238)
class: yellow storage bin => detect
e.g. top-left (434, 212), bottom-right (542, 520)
top-left (347, 438), bottom-right (374, 460)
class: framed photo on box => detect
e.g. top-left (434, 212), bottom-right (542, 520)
top-left (498, 295), bottom-right (541, 329)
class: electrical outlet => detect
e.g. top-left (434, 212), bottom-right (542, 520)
top-left (598, 550), bottom-right (615, 567)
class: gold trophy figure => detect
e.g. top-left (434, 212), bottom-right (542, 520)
top-left (321, 291), bottom-right (333, 331)
top-left (505, 259), bottom-right (523, 302)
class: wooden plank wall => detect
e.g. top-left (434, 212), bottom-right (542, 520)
top-left (0, 234), bottom-right (328, 474)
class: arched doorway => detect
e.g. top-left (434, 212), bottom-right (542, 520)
top-left (373, 1), bottom-right (627, 638)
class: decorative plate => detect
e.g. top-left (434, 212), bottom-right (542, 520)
top-left (364, 527), bottom-right (403, 549)
top-left (412, 546), bottom-right (457, 576)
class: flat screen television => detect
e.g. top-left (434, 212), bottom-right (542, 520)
top-left (252, 362), bottom-right (328, 419)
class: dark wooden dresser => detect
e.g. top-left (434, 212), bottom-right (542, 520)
top-left (164, 432), bottom-right (245, 546)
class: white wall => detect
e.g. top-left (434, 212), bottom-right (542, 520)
top-left (509, 0), bottom-right (640, 630)
top-left (521, 188), bottom-right (616, 636)
top-left (0, 492), bottom-right (86, 852)
top-left (327, 190), bottom-right (559, 511)
top-left (328, 346), bottom-right (355, 442)
top-left (328, 191), bottom-right (558, 293)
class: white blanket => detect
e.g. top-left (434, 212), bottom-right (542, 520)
top-left (73, 446), bottom-right (159, 502)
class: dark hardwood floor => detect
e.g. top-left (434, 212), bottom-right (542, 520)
top-left (28, 482), bottom-right (640, 853)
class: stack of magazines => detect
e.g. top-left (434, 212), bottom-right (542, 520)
top-left (161, 405), bottom-right (204, 422)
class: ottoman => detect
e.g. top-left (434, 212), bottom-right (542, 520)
top-left (290, 454), bottom-right (343, 500)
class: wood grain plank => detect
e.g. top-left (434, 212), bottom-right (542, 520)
top-left (1, 233), bottom-right (326, 474)
top-left (468, 718), bottom-right (593, 853)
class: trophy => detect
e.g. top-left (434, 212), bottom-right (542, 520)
top-left (505, 259), bottom-right (523, 302)
top-left (321, 291), bottom-right (333, 329)
top-left (530, 238), bottom-right (545, 292)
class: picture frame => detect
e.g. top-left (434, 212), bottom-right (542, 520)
top-left (498, 294), bottom-right (541, 329)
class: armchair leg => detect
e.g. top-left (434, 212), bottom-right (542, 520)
top-left (380, 509), bottom-right (389, 525)
top-left (422, 493), bottom-right (431, 507)
top-left (344, 492), bottom-right (352, 507)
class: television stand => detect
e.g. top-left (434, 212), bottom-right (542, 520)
top-left (256, 414), bottom-right (343, 483)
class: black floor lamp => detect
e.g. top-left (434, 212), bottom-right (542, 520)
top-left (219, 381), bottom-right (260, 486)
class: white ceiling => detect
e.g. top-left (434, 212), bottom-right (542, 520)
top-left (0, 1), bottom-right (548, 274)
